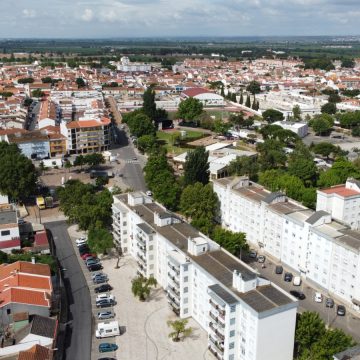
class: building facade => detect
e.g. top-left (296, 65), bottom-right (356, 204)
top-left (213, 177), bottom-right (360, 313)
top-left (0, 204), bottom-right (20, 253)
top-left (112, 192), bottom-right (297, 360)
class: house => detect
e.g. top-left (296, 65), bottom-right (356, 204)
top-left (0, 204), bottom-right (20, 253)
top-left (0, 261), bottom-right (53, 325)
top-left (18, 344), bottom-right (52, 360)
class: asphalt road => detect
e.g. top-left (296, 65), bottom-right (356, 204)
top-left (111, 125), bottom-right (147, 192)
top-left (246, 256), bottom-right (360, 342)
top-left (46, 221), bottom-right (92, 360)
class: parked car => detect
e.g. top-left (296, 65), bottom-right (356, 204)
top-left (290, 290), bottom-right (306, 300)
top-left (99, 343), bottom-right (118, 353)
top-left (93, 275), bottom-right (109, 284)
top-left (88, 263), bottom-right (103, 272)
top-left (248, 250), bottom-right (257, 259)
top-left (96, 299), bottom-right (115, 308)
top-left (293, 276), bottom-right (302, 286)
top-left (314, 292), bottom-right (323, 303)
top-left (258, 255), bottom-right (266, 263)
top-left (96, 294), bottom-right (115, 302)
top-left (95, 284), bottom-right (113, 293)
top-left (146, 190), bottom-right (152, 196)
top-left (92, 272), bottom-right (107, 280)
top-left (98, 357), bottom-right (116, 360)
top-left (81, 253), bottom-right (97, 260)
top-left (78, 244), bottom-right (90, 253)
top-left (76, 237), bottom-right (87, 246)
top-left (284, 272), bottom-right (293, 282)
top-left (337, 305), bottom-right (346, 316)
top-left (86, 257), bottom-right (100, 266)
top-left (325, 298), bottom-right (335, 308)
top-left (97, 311), bottom-right (115, 320)
top-left (275, 265), bottom-right (283, 274)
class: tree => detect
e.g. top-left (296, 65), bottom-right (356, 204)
top-left (341, 58), bottom-right (355, 68)
top-left (95, 176), bottom-right (108, 189)
top-left (0, 91), bottom-right (13, 99)
top-left (245, 95), bottom-right (251, 108)
top-left (239, 91), bottom-right (244, 104)
top-left (180, 183), bottom-right (218, 235)
top-left (177, 98), bottom-right (203, 121)
top-left (288, 143), bottom-right (317, 185)
top-left (311, 142), bottom-right (338, 159)
top-left (262, 109), bottom-right (284, 123)
top-left (41, 77), bottom-right (53, 83)
top-left (295, 311), bottom-right (326, 354)
top-left (31, 89), bottom-right (45, 98)
top-left (23, 98), bottom-right (33, 107)
top-left (229, 113), bottom-right (245, 130)
top-left (321, 102), bottom-right (337, 115)
top-left (137, 135), bottom-right (157, 153)
top-left (246, 80), bottom-right (261, 95)
top-left (212, 227), bottom-right (248, 257)
top-left (76, 77), bottom-right (86, 88)
top-left (328, 93), bottom-right (341, 103)
top-left (167, 319), bottom-right (193, 342)
top-left (131, 276), bottom-right (157, 301)
top-left (318, 158), bottom-right (360, 188)
top-left (87, 227), bottom-right (113, 255)
top-left (213, 119), bottom-right (231, 135)
top-left (310, 116), bottom-right (333, 136)
top-left (142, 87), bottom-right (156, 121)
top-left (292, 105), bottom-right (301, 120)
top-left (256, 139), bottom-right (287, 170)
top-left (125, 113), bottom-right (155, 138)
top-left (251, 96), bottom-right (257, 110)
top-left (84, 153), bottom-right (105, 167)
top-left (73, 154), bottom-right (85, 170)
top-left (18, 77), bottom-right (34, 84)
top-left (0, 142), bottom-right (38, 201)
top-left (339, 111), bottom-right (360, 129)
top-left (183, 147), bottom-right (209, 186)
top-left (227, 156), bottom-right (259, 180)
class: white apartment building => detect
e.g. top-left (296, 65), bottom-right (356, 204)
top-left (112, 192), bottom-right (298, 360)
top-left (0, 204), bottom-right (20, 253)
top-left (213, 177), bottom-right (360, 313)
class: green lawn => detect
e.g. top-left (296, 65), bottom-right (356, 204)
top-left (156, 130), bottom-right (205, 155)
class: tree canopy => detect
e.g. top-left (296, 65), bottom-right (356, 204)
top-left (183, 147), bottom-right (209, 186)
top-left (246, 80), bottom-right (261, 95)
top-left (87, 227), bottom-right (113, 255)
top-left (0, 142), bottom-right (38, 201)
top-left (177, 97), bottom-right (203, 121)
top-left (262, 109), bottom-right (284, 123)
top-left (321, 102), bottom-right (337, 115)
top-left (123, 112), bottom-right (155, 138)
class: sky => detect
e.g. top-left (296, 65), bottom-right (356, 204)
top-left (0, 0), bottom-right (359, 38)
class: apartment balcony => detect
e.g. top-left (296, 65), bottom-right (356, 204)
top-left (167, 262), bottom-right (180, 276)
top-left (208, 346), bottom-right (224, 360)
top-left (208, 335), bottom-right (224, 354)
top-left (167, 285), bottom-right (180, 298)
top-left (209, 322), bottom-right (225, 338)
top-left (138, 244), bottom-right (146, 253)
top-left (167, 293), bottom-right (180, 308)
top-left (137, 253), bottom-right (146, 265)
top-left (136, 234), bottom-right (146, 246)
top-left (167, 272), bottom-right (179, 287)
top-left (209, 311), bottom-right (225, 329)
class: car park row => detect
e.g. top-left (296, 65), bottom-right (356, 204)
top-left (75, 236), bottom-right (119, 360)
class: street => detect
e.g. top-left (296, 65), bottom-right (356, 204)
top-left (246, 256), bottom-right (360, 342)
top-left (46, 221), bottom-right (92, 360)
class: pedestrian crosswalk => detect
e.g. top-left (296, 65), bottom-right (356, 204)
top-left (125, 159), bottom-right (140, 164)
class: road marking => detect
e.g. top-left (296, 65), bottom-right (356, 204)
top-left (125, 159), bottom-right (140, 164)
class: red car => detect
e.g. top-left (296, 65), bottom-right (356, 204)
top-left (81, 253), bottom-right (97, 260)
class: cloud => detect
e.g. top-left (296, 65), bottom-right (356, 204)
top-left (0, 0), bottom-right (357, 37)
top-left (81, 8), bottom-right (94, 22)
top-left (22, 9), bottom-right (36, 18)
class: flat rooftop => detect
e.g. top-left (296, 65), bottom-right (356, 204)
top-left (0, 210), bottom-right (17, 225)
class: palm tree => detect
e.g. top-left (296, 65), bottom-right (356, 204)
top-left (167, 319), bottom-right (193, 342)
top-left (131, 276), bottom-right (157, 301)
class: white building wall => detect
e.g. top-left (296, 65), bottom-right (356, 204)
top-left (263, 209), bottom-right (283, 260)
top-left (255, 307), bottom-right (297, 360)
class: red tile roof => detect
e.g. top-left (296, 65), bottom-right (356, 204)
top-left (0, 238), bottom-right (20, 250)
top-left (182, 87), bottom-right (214, 97)
top-left (18, 344), bottom-right (51, 360)
top-left (0, 261), bottom-right (51, 278)
top-left (0, 287), bottom-right (50, 307)
top-left (66, 117), bottom-right (111, 129)
top-left (34, 231), bottom-right (49, 246)
top-left (320, 185), bottom-right (360, 197)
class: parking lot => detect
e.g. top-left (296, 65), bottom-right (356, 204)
top-left (68, 226), bottom-right (213, 360)
top-left (244, 253), bottom-right (360, 342)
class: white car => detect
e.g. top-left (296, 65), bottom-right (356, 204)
top-left (146, 191), bottom-right (152, 197)
top-left (76, 237), bottom-right (87, 246)
top-left (314, 292), bottom-right (323, 303)
top-left (96, 293), bottom-right (115, 303)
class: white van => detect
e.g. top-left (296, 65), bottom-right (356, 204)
top-left (95, 320), bottom-right (120, 338)
top-left (293, 276), bottom-right (302, 286)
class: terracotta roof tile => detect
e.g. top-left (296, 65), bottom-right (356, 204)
top-left (320, 185), bottom-right (360, 197)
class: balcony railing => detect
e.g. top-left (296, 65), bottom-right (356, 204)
top-left (167, 272), bottom-right (179, 286)
top-left (209, 311), bottom-right (225, 329)
top-left (167, 262), bottom-right (180, 275)
top-left (167, 286), bottom-right (180, 297)
top-left (209, 336), bottom-right (224, 353)
top-left (137, 253), bottom-right (146, 265)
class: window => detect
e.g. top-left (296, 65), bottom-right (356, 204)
top-left (149, 255), bottom-right (154, 260)
top-left (230, 305), bottom-right (236, 313)
top-left (229, 355), bottom-right (234, 360)
top-left (230, 318), bottom-right (235, 325)
top-left (1, 230), bottom-right (10, 236)
top-left (149, 245), bottom-right (154, 250)
top-left (230, 330), bottom-right (235, 337)
top-left (184, 287), bottom-right (188, 293)
top-left (150, 264), bottom-right (154, 270)
top-left (183, 308), bottom-right (188, 314)
top-left (184, 298), bottom-right (188, 304)
top-left (184, 276), bottom-right (188, 282)
top-left (229, 342), bottom-right (235, 349)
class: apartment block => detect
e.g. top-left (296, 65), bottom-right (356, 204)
top-left (0, 204), bottom-right (20, 253)
top-left (112, 192), bottom-right (298, 360)
top-left (213, 177), bottom-right (360, 313)
top-left (60, 116), bottom-right (111, 154)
